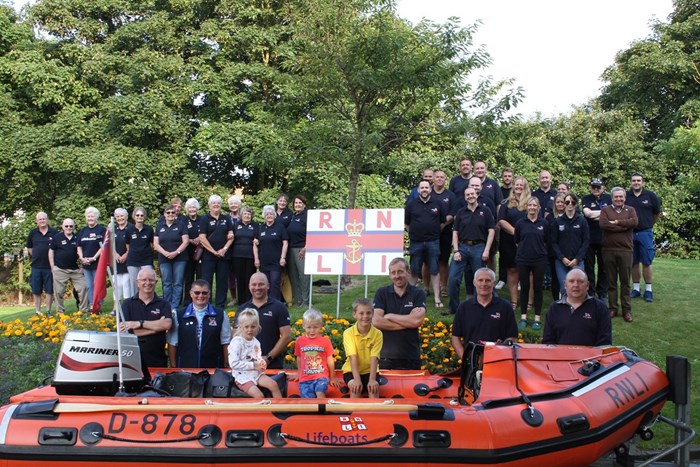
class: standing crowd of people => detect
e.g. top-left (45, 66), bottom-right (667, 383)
top-left (403, 159), bottom-right (661, 333)
top-left (22, 158), bottom-right (661, 388)
top-left (27, 193), bottom-right (313, 316)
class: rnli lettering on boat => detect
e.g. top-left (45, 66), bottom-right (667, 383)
top-left (604, 371), bottom-right (650, 409)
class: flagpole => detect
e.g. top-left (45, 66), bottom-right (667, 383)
top-left (108, 217), bottom-right (125, 393)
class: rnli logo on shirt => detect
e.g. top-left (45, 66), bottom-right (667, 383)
top-left (642, 200), bottom-right (649, 205)
top-left (490, 312), bottom-right (501, 319)
top-left (583, 313), bottom-right (592, 320)
top-left (209, 221), bottom-right (216, 226)
top-left (537, 226), bottom-right (544, 231)
top-left (431, 208), bottom-right (438, 213)
top-left (208, 317), bottom-right (218, 326)
top-left (573, 225), bottom-right (581, 229)
top-left (479, 212), bottom-right (484, 216)
top-left (559, 225), bottom-right (565, 231)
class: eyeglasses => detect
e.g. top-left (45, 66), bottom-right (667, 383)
top-left (165, 211), bottom-right (175, 215)
top-left (191, 291), bottom-right (210, 296)
top-left (134, 214), bottom-right (145, 217)
top-left (138, 278), bottom-right (157, 283)
top-left (564, 200), bottom-right (575, 206)
top-left (63, 225), bottom-right (74, 228)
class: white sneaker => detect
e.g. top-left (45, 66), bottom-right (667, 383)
top-left (495, 280), bottom-right (505, 290)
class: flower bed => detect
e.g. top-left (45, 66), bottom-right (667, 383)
top-left (0, 311), bottom-right (541, 374)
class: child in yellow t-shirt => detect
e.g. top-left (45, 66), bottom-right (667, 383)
top-left (342, 298), bottom-right (383, 398)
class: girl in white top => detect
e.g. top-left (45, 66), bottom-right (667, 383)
top-left (228, 308), bottom-right (282, 398)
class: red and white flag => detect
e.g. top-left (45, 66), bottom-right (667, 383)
top-left (91, 229), bottom-right (111, 313)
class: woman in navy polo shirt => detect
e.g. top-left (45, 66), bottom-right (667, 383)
top-left (514, 197), bottom-right (548, 331)
top-left (154, 204), bottom-right (189, 308)
top-left (199, 195), bottom-right (234, 308)
top-left (126, 206), bottom-right (155, 296)
top-left (287, 195), bottom-right (310, 306)
top-left (113, 208), bottom-right (132, 303)
top-left (255, 205), bottom-right (288, 301)
top-left (183, 198), bottom-right (202, 305)
top-left (77, 206), bottom-right (106, 310)
top-left (232, 206), bottom-right (259, 305)
top-left (497, 177), bottom-right (530, 311)
top-left (274, 193), bottom-right (293, 228)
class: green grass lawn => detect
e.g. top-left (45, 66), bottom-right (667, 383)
top-left (1, 256), bottom-right (697, 448)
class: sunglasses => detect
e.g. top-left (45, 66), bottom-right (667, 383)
top-left (191, 291), bottom-right (210, 296)
top-left (165, 211), bottom-right (175, 215)
top-left (564, 200), bottom-right (575, 206)
top-left (134, 214), bottom-right (145, 217)
top-left (63, 225), bottom-right (75, 228)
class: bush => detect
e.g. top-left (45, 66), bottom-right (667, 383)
top-left (0, 336), bottom-right (58, 405)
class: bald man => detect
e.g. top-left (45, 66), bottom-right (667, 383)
top-left (543, 269), bottom-right (611, 346)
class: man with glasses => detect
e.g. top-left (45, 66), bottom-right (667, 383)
top-left (48, 219), bottom-right (89, 314)
top-left (582, 178), bottom-right (612, 300)
top-left (120, 268), bottom-right (173, 368)
top-left (167, 279), bottom-right (231, 368)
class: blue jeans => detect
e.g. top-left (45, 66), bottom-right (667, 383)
top-left (555, 259), bottom-right (585, 296)
top-left (82, 268), bottom-right (96, 306)
top-left (409, 240), bottom-right (440, 276)
top-left (448, 243), bottom-right (486, 312)
top-left (160, 261), bottom-right (186, 308)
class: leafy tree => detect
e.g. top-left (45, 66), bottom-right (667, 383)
top-left (287, 0), bottom-right (518, 208)
top-left (599, 0), bottom-right (700, 142)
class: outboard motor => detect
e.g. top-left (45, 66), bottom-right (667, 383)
top-left (52, 330), bottom-right (144, 395)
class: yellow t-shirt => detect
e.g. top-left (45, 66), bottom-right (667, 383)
top-left (341, 323), bottom-right (383, 374)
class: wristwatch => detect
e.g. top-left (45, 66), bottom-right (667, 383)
top-left (264, 355), bottom-right (272, 362)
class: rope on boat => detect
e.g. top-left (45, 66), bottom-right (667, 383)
top-left (93, 432), bottom-right (207, 443)
top-left (280, 431), bottom-right (396, 446)
top-left (327, 399), bottom-right (394, 406)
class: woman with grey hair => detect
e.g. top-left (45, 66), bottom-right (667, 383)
top-left (183, 198), bottom-right (202, 304)
top-left (199, 194), bottom-right (234, 307)
top-left (126, 206), bottom-right (154, 296)
top-left (255, 204), bottom-right (288, 300)
top-left (232, 206), bottom-right (259, 304)
top-left (113, 208), bottom-right (132, 302)
top-left (227, 194), bottom-right (242, 306)
top-left (77, 206), bottom-right (107, 311)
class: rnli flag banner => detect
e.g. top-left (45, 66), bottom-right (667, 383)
top-left (305, 209), bottom-right (404, 276)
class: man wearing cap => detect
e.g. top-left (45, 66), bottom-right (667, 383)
top-left (581, 178), bottom-right (612, 300)
top-left (626, 173), bottom-right (661, 303)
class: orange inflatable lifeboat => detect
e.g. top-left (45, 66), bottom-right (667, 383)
top-left (0, 332), bottom-right (670, 467)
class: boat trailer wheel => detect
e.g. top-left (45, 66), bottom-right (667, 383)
top-left (638, 427), bottom-right (654, 441)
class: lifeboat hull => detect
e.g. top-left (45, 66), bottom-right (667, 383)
top-left (0, 344), bottom-right (669, 467)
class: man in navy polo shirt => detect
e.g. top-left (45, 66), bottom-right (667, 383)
top-left (431, 170), bottom-right (455, 299)
top-left (447, 187), bottom-right (495, 316)
top-left (168, 279), bottom-right (231, 368)
top-left (448, 158), bottom-right (473, 198)
top-left (48, 219), bottom-right (89, 313)
top-left (120, 268), bottom-right (173, 369)
top-left (473, 160), bottom-right (503, 208)
top-left (543, 268), bottom-right (612, 346)
top-left (582, 178), bottom-right (612, 300)
top-left (26, 212), bottom-right (58, 315)
top-left (532, 170), bottom-right (556, 217)
top-left (451, 268), bottom-right (517, 357)
top-left (626, 173), bottom-right (661, 303)
top-left (372, 258), bottom-right (427, 370)
top-left (404, 180), bottom-right (447, 308)
top-left (235, 272), bottom-right (291, 369)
